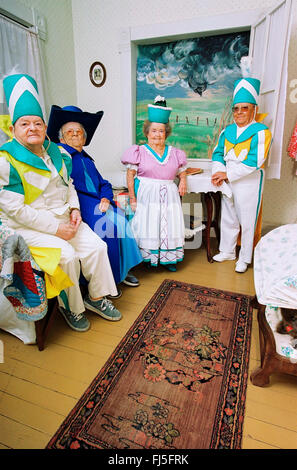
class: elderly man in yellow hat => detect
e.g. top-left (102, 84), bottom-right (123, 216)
top-left (211, 77), bottom-right (272, 273)
top-left (0, 73), bottom-right (122, 332)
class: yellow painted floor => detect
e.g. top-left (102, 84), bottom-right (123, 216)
top-left (0, 245), bottom-right (297, 449)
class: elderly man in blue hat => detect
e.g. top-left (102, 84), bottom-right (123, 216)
top-left (211, 78), bottom-right (272, 273)
top-left (47, 105), bottom-right (143, 297)
top-left (0, 73), bottom-right (122, 333)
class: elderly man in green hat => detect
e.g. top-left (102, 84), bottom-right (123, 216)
top-left (0, 73), bottom-right (122, 333)
top-left (211, 77), bottom-right (272, 273)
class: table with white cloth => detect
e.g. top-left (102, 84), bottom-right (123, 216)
top-left (186, 169), bottom-right (232, 262)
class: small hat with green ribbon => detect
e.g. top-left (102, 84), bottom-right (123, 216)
top-left (3, 73), bottom-right (44, 124)
top-left (148, 96), bottom-right (172, 123)
top-left (233, 78), bottom-right (261, 106)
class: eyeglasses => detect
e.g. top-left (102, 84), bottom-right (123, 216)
top-left (232, 105), bottom-right (253, 114)
top-left (63, 128), bottom-right (84, 137)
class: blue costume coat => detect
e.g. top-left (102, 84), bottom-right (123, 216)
top-left (59, 143), bottom-right (142, 284)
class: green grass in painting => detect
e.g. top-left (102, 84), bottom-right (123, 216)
top-left (136, 96), bottom-right (233, 159)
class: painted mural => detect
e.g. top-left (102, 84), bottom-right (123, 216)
top-left (136, 31), bottom-right (250, 159)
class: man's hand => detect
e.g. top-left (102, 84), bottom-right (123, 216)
top-left (98, 198), bottom-right (110, 213)
top-left (211, 171), bottom-right (228, 187)
top-left (70, 208), bottom-right (82, 230)
top-left (56, 223), bottom-right (77, 240)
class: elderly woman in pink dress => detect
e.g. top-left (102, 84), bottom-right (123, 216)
top-left (121, 96), bottom-right (187, 272)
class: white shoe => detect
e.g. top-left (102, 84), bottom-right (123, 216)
top-left (213, 252), bottom-right (236, 262)
top-left (235, 261), bottom-right (248, 273)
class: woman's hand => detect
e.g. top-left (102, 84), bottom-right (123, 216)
top-left (178, 172), bottom-right (187, 197)
top-left (129, 196), bottom-right (137, 212)
top-left (127, 169), bottom-right (137, 212)
top-left (99, 198), bottom-right (110, 213)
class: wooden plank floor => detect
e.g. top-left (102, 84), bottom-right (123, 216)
top-left (0, 245), bottom-right (297, 449)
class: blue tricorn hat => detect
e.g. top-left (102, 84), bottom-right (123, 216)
top-left (3, 73), bottom-right (44, 124)
top-left (233, 78), bottom-right (261, 106)
top-left (147, 96), bottom-right (172, 124)
top-left (47, 105), bottom-right (104, 146)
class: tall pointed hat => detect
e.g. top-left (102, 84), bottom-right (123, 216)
top-left (233, 78), bottom-right (261, 106)
top-left (3, 73), bottom-right (44, 124)
top-left (148, 96), bottom-right (172, 123)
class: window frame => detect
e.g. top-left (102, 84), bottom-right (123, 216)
top-left (118, 4), bottom-right (289, 172)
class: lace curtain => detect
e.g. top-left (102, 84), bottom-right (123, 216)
top-left (0, 15), bottom-right (46, 145)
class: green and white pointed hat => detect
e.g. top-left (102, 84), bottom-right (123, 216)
top-left (3, 73), bottom-right (44, 124)
top-left (148, 95), bottom-right (172, 123)
top-left (233, 78), bottom-right (261, 106)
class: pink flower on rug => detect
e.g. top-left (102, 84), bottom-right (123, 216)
top-left (230, 374), bottom-right (239, 388)
top-left (214, 362), bottom-right (224, 373)
top-left (70, 440), bottom-right (80, 449)
top-left (224, 408), bottom-right (234, 416)
top-left (144, 363), bottom-right (166, 382)
top-left (144, 339), bottom-right (154, 351)
top-left (184, 339), bottom-right (197, 350)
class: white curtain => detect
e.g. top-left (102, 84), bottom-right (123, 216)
top-left (249, 0), bottom-right (292, 179)
top-left (0, 15), bottom-right (46, 145)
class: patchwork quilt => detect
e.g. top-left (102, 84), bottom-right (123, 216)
top-left (0, 223), bottom-right (47, 321)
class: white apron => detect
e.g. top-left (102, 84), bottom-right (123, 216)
top-left (131, 177), bottom-right (185, 266)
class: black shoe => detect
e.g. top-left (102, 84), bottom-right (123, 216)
top-left (122, 271), bottom-right (140, 287)
top-left (107, 287), bottom-right (122, 299)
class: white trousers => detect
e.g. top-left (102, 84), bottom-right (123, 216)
top-left (18, 216), bottom-right (118, 314)
top-left (219, 169), bottom-right (264, 264)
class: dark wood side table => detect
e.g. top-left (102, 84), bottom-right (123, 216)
top-left (202, 191), bottom-right (221, 262)
top-left (186, 171), bottom-right (224, 263)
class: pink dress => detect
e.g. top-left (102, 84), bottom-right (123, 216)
top-left (121, 144), bottom-right (187, 267)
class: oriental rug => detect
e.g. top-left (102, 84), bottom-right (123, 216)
top-left (47, 279), bottom-right (253, 450)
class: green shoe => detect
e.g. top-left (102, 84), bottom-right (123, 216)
top-left (58, 306), bottom-right (90, 332)
top-left (84, 295), bottom-right (122, 321)
top-left (166, 264), bottom-right (177, 272)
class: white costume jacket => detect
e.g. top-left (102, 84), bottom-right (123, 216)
top-left (211, 121), bottom-right (272, 264)
top-left (0, 138), bottom-right (78, 233)
top-left (212, 121), bottom-right (272, 181)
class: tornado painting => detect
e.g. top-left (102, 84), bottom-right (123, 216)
top-left (136, 31), bottom-right (250, 159)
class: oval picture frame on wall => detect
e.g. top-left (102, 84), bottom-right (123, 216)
top-left (89, 61), bottom-right (106, 87)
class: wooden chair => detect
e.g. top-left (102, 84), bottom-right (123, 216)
top-left (250, 224), bottom-right (297, 386)
top-left (34, 297), bottom-right (58, 351)
top-left (250, 297), bottom-right (297, 387)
